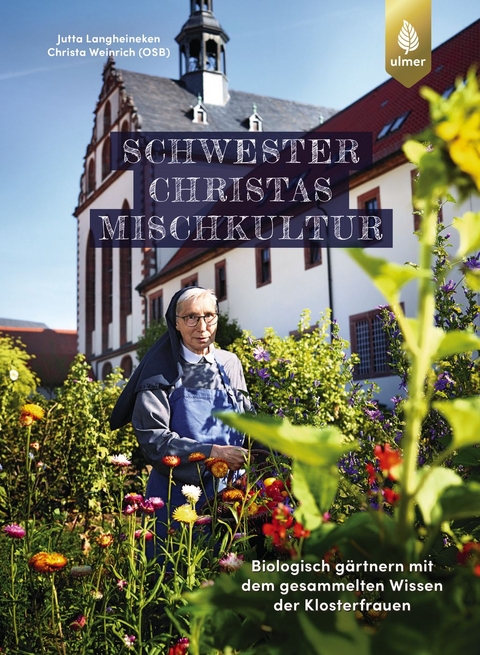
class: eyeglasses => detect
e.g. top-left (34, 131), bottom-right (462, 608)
top-left (176, 313), bottom-right (218, 328)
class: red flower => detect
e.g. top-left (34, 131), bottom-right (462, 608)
top-left (168, 637), bottom-right (189, 655)
top-left (366, 462), bottom-right (377, 486)
top-left (163, 455), bottom-right (181, 468)
top-left (458, 541), bottom-right (480, 575)
top-left (374, 444), bottom-right (402, 476)
top-left (293, 521), bottom-right (311, 539)
top-left (382, 487), bottom-right (400, 505)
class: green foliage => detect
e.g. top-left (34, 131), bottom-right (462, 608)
top-left (136, 319), bottom-right (168, 361)
top-left (215, 311), bottom-right (243, 349)
top-left (229, 310), bottom-right (368, 436)
top-left (0, 333), bottom-right (39, 412)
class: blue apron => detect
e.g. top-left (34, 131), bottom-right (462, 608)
top-left (145, 358), bottom-right (244, 550)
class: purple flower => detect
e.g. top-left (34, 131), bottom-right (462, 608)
top-left (464, 253), bottom-right (480, 270)
top-left (256, 368), bottom-right (270, 380)
top-left (434, 371), bottom-right (455, 392)
top-left (253, 346), bottom-right (271, 362)
top-left (441, 279), bottom-right (456, 293)
top-left (3, 523), bottom-right (26, 539)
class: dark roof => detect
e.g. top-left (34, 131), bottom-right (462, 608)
top-left (143, 19), bottom-right (480, 283)
top-left (118, 69), bottom-right (335, 132)
top-left (0, 326), bottom-right (77, 388)
top-left (316, 19), bottom-right (480, 164)
top-left (0, 318), bottom-right (49, 328)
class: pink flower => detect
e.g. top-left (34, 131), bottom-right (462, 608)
top-left (123, 634), bottom-right (136, 649)
top-left (146, 496), bottom-right (165, 509)
top-left (134, 529), bottom-right (154, 541)
top-left (218, 552), bottom-right (244, 572)
top-left (124, 493), bottom-right (144, 505)
top-left (117, 579), bottom-right (128, 591)
top-left (123, 505), bottom-right (136, 515)
top-left (70, 614), bottom-right (86, 631)
top-left (195, 515), bottom-right (212, 526)
top-left (3, 523), bottom-right (26, 539)
top-left (140, 500), bottom-right (156, 514)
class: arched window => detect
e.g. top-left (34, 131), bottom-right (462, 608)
top-left (206, 39), bottom-right (217, 70)
top-left (87, 158), bottom-right (95, 194)
top-left (102, 136), bottom-right (111, 180)
top-left (85, 231), bottom-right (95, 356)
top-left (189, 39), bottom-right (201, 71)
top-left (103, 101), bottom-right (111, 135)
top-left (102, 362), bottom-right (113, 380)
top-left (120, 119), bottom-right (129, 133)
top-left (102, 246), bottom-right (113, 352)
top-left (120, 200), bottom-right (132, 345)
top-left (120, 355), bottom-right (133, 378)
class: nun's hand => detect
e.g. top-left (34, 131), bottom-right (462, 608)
top-left (210, 444), bottom-right (247, 471)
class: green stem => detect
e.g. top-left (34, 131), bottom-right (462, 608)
top-left (51, 573), bottom-right (67, 655)
top-left (10, 542), bottom-right (19, 648)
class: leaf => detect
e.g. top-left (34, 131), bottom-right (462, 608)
top-left (403, 140), bottom-right (427, 166)
top-left (415, 467), bottom-right (462, 524)
top-left (454, 212), bottom-right (480, 258)
top-left (398, 20), bottom-right (419, 55)
top-left (298, 609), bottom-right (371, 655)
top-left (439, 482), bottom-right (480, 520)
top-left (347, 250), bottom-right (428, 305)
top-left (433, 396), bottom-right (480, 450)
top-left (215, 412), bottom-right (352, 466)
top-left (432, 329), bottom-right (480, 361)
top-left (292, 461), bottom-right (338, 530)
top-left (452, 447), bottom-right (480, 467)
top-left (464, 268), bottom-right (480, 292)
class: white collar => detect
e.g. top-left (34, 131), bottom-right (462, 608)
top-left (180, 342), bottom-right (215, 364)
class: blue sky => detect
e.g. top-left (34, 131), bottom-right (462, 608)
top-left (1, 0), bottom-right (478, 329)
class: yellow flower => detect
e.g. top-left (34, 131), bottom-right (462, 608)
top-left (172, 504), bottom-right (198, 524)
top-left (29, 551), bottom-right (68, 573)
top-left (188, 451), bottom-right (207, 462)
top-left (20, 403), bottom-right (45, 426)
top-left (222, 488), bottom-right (245, 503)
top-left (96, 532), bottom-right (114, 548)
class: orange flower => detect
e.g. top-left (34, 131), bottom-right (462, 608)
top-left (20, 403), bottom-right (45, 426)
top-left (96, 533), bottom-right (114, 548)
top-left (189, 451), bottom-right (206, 462)
top-left (205, 457), bottom-right (229, 478)
top-left (29, 552), bottom-right (68, 573)
top-left (222, 488), bottom-right (245, 503)
top-left (162, 455), bottom-right (181, 468)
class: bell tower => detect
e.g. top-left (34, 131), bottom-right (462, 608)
top-left (176, 0), bottom-right (229, 106)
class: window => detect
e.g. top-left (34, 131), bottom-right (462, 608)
top-left (358, 187), bottom-right (381, 213)
top-left (349, 308), bottom-right (391, 380)
top-left (87, 158), bottom-right (95, 194)
top-left (376, 112), bottom-right (409, 139)
top-left (304, 225), bottom-right (322, 269)
top-left (102, 136), bottom-right (111, 180)
top-left (103, 101), bottom-right (111, 135)
top-left (256, 247), bottom-right (271, 287)
top-left (102, 362), bottom-right (113, 380)
top-left (85, 231), bottom-right (95, 356)
top-left (181, 273), bottom-right (198, 288)
top-left (215, 260), bottom-right (227, 301)
top-left (150, 292), bottom-right (164, 323)
top-left (102, 247), bottom-right (113, 352)
top-left (120, 355), bottom-right (133, 378)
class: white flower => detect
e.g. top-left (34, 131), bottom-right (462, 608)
top-left (9, 369), bottom-right (19, 381)
top-left (181, 484), bottom-right (202, 504)
top-left (218, 552), bottom-right (244, 572)
top-left (123, 634), bottom-right (136, 649)
top-left (109, 453), bottom-right (131, 467)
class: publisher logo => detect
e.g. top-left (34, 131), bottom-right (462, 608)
top-left (385, 0), bottom-right (431, 87)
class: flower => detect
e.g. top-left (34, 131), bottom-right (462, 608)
top-left (91, 590), bottom-right (104, 600)
top-left (205, 457), bottom-right (229, 478)
top-left (221, 488), bottom-right (245, 503)
top-left (19, 403), bottom-right (45, 426)
top-left (383, 488), bottom-right (401, 505)
top-left (31, 441), bottom-right (40, 451)
top-left (134, 529), bottom-right (154, 541)
top-left (256, 368), bottom-right (270, 380)
top-left (168, 637), bottom-right (189, 655)
top-left (293, 521), bottom-right (311, 539)
top-left (253, 346), bottom-right (271, 362)
top-left (9, 369), bottom-right (19, 381)
top-left (457, 541), bottom-right (480, 575)
top-left (218, 552), bottom-right (244, 572)
top-left (374, 444), bottom-right (402, 476)
top-left (172, 504), bottom-right (198, 524)
top-left (3, 523), bottom-right (26, 539)
top-left (70, 614), bottom-right (86, 631)
top-left (69, 565), bottom-right (92, 578)
top-left (124, 492), bottom-right (144, 504)
top-left (195, 515), bottom-right (212, 526)
top-left (140, 500), bottom-right (156, 514)
top-left (365, 463), bottom-right (377, 486)
top-left (188, 451), bottom-right (206, 462)
top-left (117, 579), bottom-right (128, 590)
top-left (163, 455), bottom-right (181, 467)
top-left (109, 453), bottom-right (131, 467)
top-left (182, 484), bottom-right (202, 504)
top-left (96, 533), bottom-right (114, 548)
top-left (146, 496), bottom-right (165, 509)
top-left (29, 552), bottom-right (68, 573)
top-left (434, 371), bottom-right (455, 392)
top-left (123, 634), bottom-right (137, 649)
